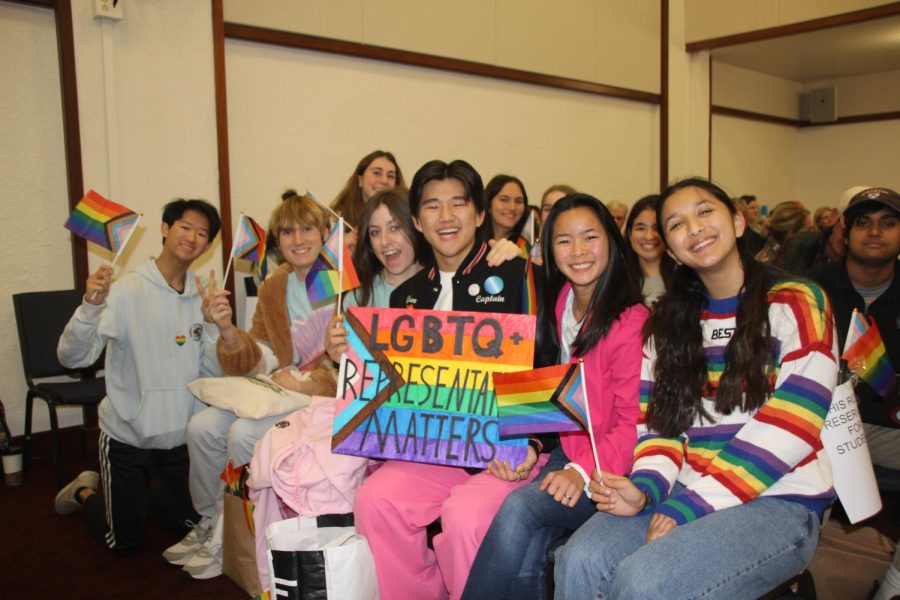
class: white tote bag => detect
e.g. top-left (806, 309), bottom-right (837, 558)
top-left (266, 516), bottom-right (379, 599)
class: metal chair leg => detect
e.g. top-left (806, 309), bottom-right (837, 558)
top-left (23, 392), bottom-right (34, 471)
top-left (48, 403), bottom-right (61, 490)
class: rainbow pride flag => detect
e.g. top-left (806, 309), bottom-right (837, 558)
top-left (232, 214), bottom-right (266, 263)
top-left (494, 363), bottom-right (586, 436)
top-left (322, 220), bottom-right (342, 270)
top-left (64, 190), bottom-right (140, 253)
top-left (521, 210), bottom-right (536, 247)
top-left (306, 264), bottom-right (341, 305)
top-left (521, 259), bottom-right (538, 316)
top-left (306, 218), bottom-right (360, 303)
top-left (843, 314), bottom-right (896, 398)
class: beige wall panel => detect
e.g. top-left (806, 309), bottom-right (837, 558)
top-left (668, 0), bottom-right (711, 181)
top-left (804, 68), bottom-right (900, 116)
top-left (796, 120), bottom-right (900, 209)
top-left (686, 0), bottom-right (887, 42)
top-left (224, 0), bottom-right (363, 41)
top-left (225, 37), bottom-right (659, 244)
top-left (495, 0), bottom-right (596, 81)
top-left (596, 0), bottom-right (660, 93)
top-left (364, 0), bottom-right (494, 64)
top-left (686, 0), bottom-right (779, 43)
top-left (72, 0), bottom-right (222, 280)
top-left (226, 0), bottom-right (661, 90)
top-left (0, 3), bottom-right (80, 437)
top-left (713, 61), bottom-right (801, 118)
top-left (776, 0), bottom-right (891, 27)
top-left (711, 115), bottom-right (797, 206)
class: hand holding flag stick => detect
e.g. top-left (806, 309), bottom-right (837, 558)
top-left (842, 308), bottom-right (896, 398)
top-left (196, 269), bottom-right (233, 334)
top-left (493, 359), bottom-right (603, 486)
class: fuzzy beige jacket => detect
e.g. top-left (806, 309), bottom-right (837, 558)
top-left (217, 263), bottom-right (295, 375)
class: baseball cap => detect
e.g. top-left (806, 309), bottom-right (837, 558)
top-left (843, 187), bottom-right (900, 222)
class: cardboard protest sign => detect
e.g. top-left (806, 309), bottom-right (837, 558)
top-left (821, 380), bottom-right (882, 523)
top-left (332, 306), bottom-right (535, 469)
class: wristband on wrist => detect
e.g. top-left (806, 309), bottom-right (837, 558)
top-left (527, 438), bottom-right (543, 455)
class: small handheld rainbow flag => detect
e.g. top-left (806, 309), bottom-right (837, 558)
top-left (521, 259), bottom-right (538, 316)
top-left (232, 214), bottom-right (266, 263)
top-left (521, 210), bottom-right (536, 248)
top-left (306, 218), bottom-right (360, 305)
top-left (64, 190), bottom-right (141, 257)
top-left (842, 310), bottom-right (896, 398)
top-left (223, 212), bottom-right (266, 285)
top-left (494, 363), bottom-right (586, 436)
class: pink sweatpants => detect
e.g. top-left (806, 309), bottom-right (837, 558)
top-left (354, 456), bottom-right (549, 600)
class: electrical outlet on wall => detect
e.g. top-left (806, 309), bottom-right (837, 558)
top-left (92, 0), bottom-right (123, 21)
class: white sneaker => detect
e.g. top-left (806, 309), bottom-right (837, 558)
top-left (55, 471), bottom-right (100, 515)
top-left (163, 515), bottom-right (215, 565)
top-left (183, 513), bottom-right (223, 579)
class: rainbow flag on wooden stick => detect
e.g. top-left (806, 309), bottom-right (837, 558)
top-left (306, 218), bottom-right (360, 304)
top-left (232, 214), bottom-right (266, 263)
top-left (494, 363), bottom-right (586, 436)
top-left (64, 190), bottom-right (141, 254)
top-left (843, 311), bottom-right (896, 398)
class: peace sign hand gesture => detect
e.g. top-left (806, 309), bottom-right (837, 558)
top-left (196, 270), bottom-right (235, 340)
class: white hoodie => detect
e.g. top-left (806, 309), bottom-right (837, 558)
top-left (58, 258), bottom-right (222, 449)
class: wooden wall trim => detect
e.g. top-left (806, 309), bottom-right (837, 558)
top-left (223, 22), bottom-right (662, 105)
top-left (659, 0), bottom-right (669, 191)
top-left (53, 0), bottom-right (88, 286)
top-left (711, 105), bottom-right (804, 127)
top-left (712, 105), bottom-right (900, 128)
top-left (7, 0), bottom-right (54, 7)
top-left (212, 0), bottom-right (235, 300)
top-left (806, 110), bottom-right (900, 127)
top-left (686, 2), bottom-right (900, 52)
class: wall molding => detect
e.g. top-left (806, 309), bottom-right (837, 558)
top-left (686, 2), bottom-right (900, 52)
top-left (223, 22), bottom-right (662, 106)
top-left (711, 105), bottom-right (803, 127)
top-left (711, 104), bottom-right (900, 128)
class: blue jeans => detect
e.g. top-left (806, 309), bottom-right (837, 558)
top-left (554, 494), bottom-right (821, 600)
top-left (463, 447), bottom-right (598, 600)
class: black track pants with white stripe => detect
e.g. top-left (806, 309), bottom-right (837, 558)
top-left (92, 432), bottom-right (198, 555)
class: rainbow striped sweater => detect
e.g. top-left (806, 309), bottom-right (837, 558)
top-left (632, 279), bottom-right (838, 525)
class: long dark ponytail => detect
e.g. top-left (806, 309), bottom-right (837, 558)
top-left (645, 178), bottom-right (774, 437)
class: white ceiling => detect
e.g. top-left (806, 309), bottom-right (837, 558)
top-left (710, 15), bottom-right (900, 83)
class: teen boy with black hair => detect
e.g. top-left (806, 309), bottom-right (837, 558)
top-left (55, 199), bottom-right (227, 556)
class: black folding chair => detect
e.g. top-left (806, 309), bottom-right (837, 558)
top-left (13, 290), bottom-right (106, 489)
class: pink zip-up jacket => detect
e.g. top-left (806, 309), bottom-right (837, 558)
top-left (555, 282), bottom-right (647, 477)
top-left (248, 396), bottom-right (369, 592)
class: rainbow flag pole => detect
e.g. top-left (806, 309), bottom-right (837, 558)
top-left (222, 215), bottom-right (242, 286)
top-left (335, 220), bottom-right (345, 312)
top-left (579, 359), bottom-right (603, 481)
top-left (307, 190), bottom-right (356, 231)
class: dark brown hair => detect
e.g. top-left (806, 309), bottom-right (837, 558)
top-left (645, 178), bottom-right (774, 437)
